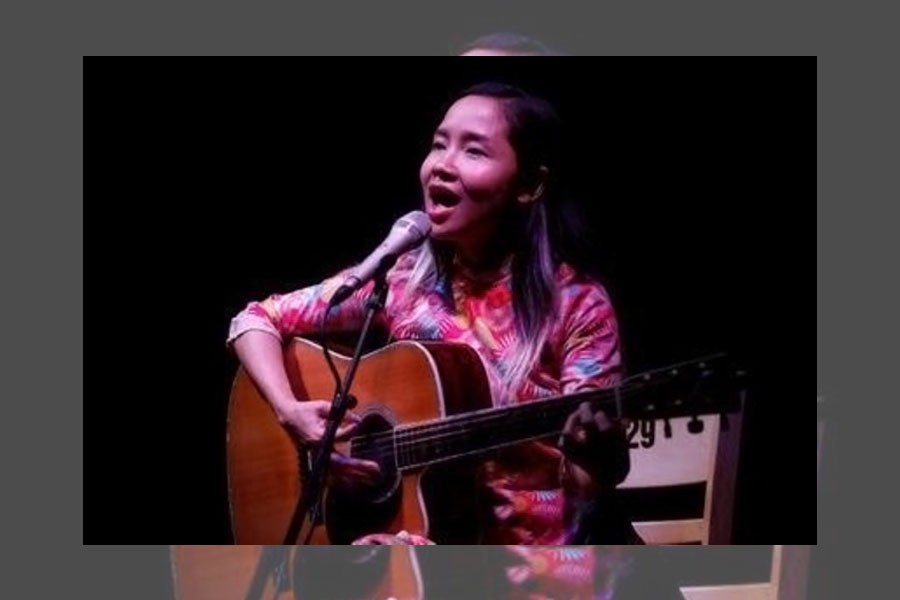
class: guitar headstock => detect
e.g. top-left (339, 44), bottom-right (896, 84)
top-left (619, 353), bottom-right (747, 422)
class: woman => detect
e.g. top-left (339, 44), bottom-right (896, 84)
top-left (458, 31), bottom-right (566, 56)
top-left (229, 81), bottom-right (637, 595)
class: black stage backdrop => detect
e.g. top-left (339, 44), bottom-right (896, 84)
top-left (92, 61), bottom-right (810, 549)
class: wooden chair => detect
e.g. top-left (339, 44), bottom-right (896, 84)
top-left (616, 391), bottom-right (746, 544)
top-left (680, 545), bottom-right (811, 600)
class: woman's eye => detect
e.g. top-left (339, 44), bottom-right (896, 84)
top-left (431, 140), bottom-right (446, 151)
top-left (466, 147), bottom-right (487, 157)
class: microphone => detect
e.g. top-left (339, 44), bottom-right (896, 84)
top-left (330, 210), bottom-right (432, 306)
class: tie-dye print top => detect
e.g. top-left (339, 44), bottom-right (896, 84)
top-left (228, 250), bottom-right (622, 548)
top-left (504, 545), bottom-right (634, 600)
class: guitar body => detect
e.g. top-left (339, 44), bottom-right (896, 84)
top-left (227, 338), bottom-right (493, 545)
top-left (227, 337), bottom-right (742, 547)
top-left (171, 545), bottom-right (423, 600)
top-left (171, 546), bottom-right (293, 600)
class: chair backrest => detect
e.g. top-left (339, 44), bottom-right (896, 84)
top-left (616, 391), bottom-right (745, 544)
top-left (770, 545), bottom-right (811, 600)
top-left (680, 545), bottom-right (811, 600)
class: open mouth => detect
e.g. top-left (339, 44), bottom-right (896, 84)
top-left (428, 185), bottom-right (461, 207)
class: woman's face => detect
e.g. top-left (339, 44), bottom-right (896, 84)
top-left (420, 95), bottom-right (522, 254)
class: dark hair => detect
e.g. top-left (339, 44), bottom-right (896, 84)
top-left (460, 32), bottom-right (565, 56)
top-left (452, 81), bottom-right (562, 194)
top-left (409, 81), bottom-right (584, 396)
top-left (453, 83), bottom-right (609, 285)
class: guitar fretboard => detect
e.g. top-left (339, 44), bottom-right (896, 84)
top-left (395, 391), bottom-right (598, 470)
top-left (349, 352), bottom-right (740, 472)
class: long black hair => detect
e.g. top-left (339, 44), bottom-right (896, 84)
top-left (407, 82), bottom-right (602, 398)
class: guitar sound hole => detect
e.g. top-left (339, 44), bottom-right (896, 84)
top-left (325, 411), bottom-right (402, 544)
top-left (350, 411), bottom-right (400, 501)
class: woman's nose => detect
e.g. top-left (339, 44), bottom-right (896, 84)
top-left (431, 153), bottom-right (458, 180)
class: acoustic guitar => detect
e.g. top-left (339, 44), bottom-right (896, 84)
top-left (227, 338), bottom-right (744, 545)
top-left (171, 543), bottom-right (423, 600)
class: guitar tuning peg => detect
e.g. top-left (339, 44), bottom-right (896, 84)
top-left (663, 418), bottom-right (673, 439)
top-left (687, 415), bottom-right (704, 435)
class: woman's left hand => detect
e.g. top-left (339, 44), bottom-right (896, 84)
top-left (558, 401), bottom-right (630, 493)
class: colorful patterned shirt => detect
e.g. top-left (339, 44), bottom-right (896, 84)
top-left (228, 250), bottom-right (622, 550)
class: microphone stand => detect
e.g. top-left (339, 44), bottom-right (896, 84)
top-left (243, 267), bottom-right (392, 600)
top-left (242, 546), bottom-right (291, 600)
top-left (290, 264), bottom-right (392, 546)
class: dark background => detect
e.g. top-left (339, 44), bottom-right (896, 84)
top-left (94, 60), bottom-right (810, 557)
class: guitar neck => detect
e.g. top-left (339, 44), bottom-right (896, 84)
top-left (392, 359), bottom-right (742, 470)
top-left (395, 391), bottom-right (591, 470)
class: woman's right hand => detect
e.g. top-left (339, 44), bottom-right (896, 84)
top-left (273, 398), bottom-right (382, 488)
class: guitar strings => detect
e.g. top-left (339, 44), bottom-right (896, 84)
top-left (352, 379), bottom-right (664, 454)
top-left (347, 377), bottom-right (706, 466)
